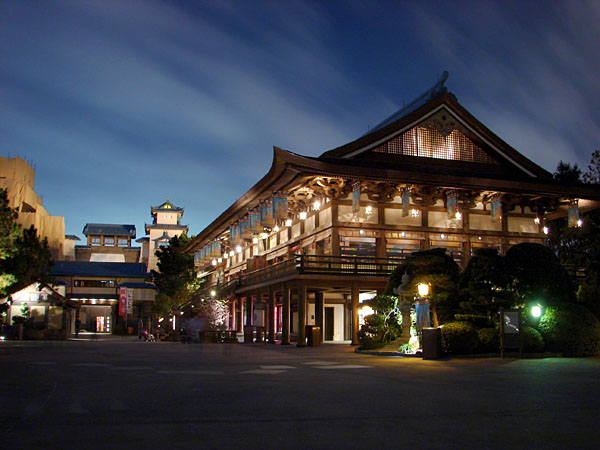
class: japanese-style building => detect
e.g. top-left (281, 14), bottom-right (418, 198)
top-left (184, 75), bottom-right (600, 346)
top-left (139, 198), bottom-right (189, 271)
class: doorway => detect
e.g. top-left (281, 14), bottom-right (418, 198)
top-left (324, 307), bottom-right (334, 341)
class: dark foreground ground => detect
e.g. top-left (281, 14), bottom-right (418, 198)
top-left (1, 338), bottom-right (598, 449)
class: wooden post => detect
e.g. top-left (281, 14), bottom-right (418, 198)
top-left (315, 291), bottom-right (324, 341)
top-left (282, 284), bottom-right (290, 345)
top-left (268, 286), bottom-right (275, 343)
top-left (297, 281), bottom-right (307, 347)
top-left (351, 283), bottom-right (359, 345)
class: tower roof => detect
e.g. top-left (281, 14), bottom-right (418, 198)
top-left (151, 197), bottom-right (184, 215)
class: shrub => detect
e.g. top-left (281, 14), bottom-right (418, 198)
top-left (537, 303), bottom-right (600, 356)
top-left (521, 326), bottom-right (544, 353)
top-left (477, 327), bottom-right (499, 353)
top-left (441, 321), bottom-right (479, 354)
top-left (505, 243), bottom-right (574, 305)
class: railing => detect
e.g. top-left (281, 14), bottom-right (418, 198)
top-left (239, 254), bottom-right (405, 287)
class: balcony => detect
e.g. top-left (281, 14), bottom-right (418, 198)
top-left (239, 254), bottom-right (405, 288)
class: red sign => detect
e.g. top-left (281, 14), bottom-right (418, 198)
top-left (119, 287), bottom-right (127, 316)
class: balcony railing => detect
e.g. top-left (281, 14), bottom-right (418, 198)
top-left (239, 254), bottom-right (405, 287)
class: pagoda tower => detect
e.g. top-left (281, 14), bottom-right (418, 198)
top-left (139, 197), bottom-right (189, 271)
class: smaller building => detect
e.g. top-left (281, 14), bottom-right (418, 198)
top-left (75, 223), bottom-right (140, 263)
top-left (2, 282), bottom-right (80, 338)
top-left (52, 261), bottom-right (155, 334)
top-left (139, 198), bottom-right (189, 271)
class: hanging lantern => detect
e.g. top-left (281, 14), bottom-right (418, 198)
top-left (260, 200), bottom-right (274, 227)
top-left (352, 182), bottom-right (361, 214)
top-left (446, 190), bottom-right (457, 220)
top-left (272, 191), bottom-right (288, 219)
top-left (568, 199), bottom-right (580, 228)
top-left (249, 208), bottom-right (262, 233)
top-left (239, 216), bottom-right (252, 239)
top-left (490, 194), bottom-right (502, 223)
top-left (402, 188), bottom-right (411, 217)
top-left (230, 222), bottom-right (241, 245)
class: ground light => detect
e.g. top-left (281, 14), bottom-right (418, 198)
top-left (531, 305), bottom-right (543, 318)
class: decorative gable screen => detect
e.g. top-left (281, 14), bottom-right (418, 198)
top-left (373, 124), bottom-right (498, 164)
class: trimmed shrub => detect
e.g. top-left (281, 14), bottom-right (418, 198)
top-left (441, 321), bottom-right (479, 355)
top-left (537, 303), bottom-right (600, 356)
top-left (477, 327), bottom-right (499, 353)
top-left (521, 326), bottom-right (544, 353)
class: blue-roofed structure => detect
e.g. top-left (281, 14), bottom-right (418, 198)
top-left (83, 224), bottom-right (136, 238)
top-left (52, 261), bottom-right (149, 278)
top-left (77, 223), bottom-right (140, 263)
top-left (51, 261), bottom-right (155, 335)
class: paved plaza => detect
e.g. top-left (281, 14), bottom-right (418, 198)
top-left (1, 339), bottom-right (598, 449)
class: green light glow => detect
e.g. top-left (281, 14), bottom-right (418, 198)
top-left (531, 305), bottom-right (542, 318)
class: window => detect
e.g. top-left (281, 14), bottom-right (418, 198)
top-left (91, 237), bottom-right (101, 247)
top-left (73, 280), bottom-right (115, 288)
top-left (117, 238), bottom-right (128, 247)
top-left (373, 124), bottom-right (497, 164)
top-left (104, 238), bottom-right (115, 246)
top-left (157, 241), bottom-right (168, 248)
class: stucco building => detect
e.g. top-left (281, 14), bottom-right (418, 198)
top-left (0, 156), bottom-right (66, 260)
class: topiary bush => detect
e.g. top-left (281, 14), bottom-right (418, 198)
top-left (477, 327), bottom-right (499, 353)
top-left (441, 321), bottom-right (479, 354)
top-left (537, 303), bottom-right (600, 356)
top-left (521, 326), bottom-right (544, 353)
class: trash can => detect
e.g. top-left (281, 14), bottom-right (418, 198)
top-left (306, 325), bottom-right (321, 347)
top-left (243, 326), bottom-right (253, 343)
top-left (422, 327), bottom-right (442, 359)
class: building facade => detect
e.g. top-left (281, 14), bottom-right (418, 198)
top-left (51, 261), bottom-right (155, 334)
top-left (0, 156), bottom-right (66, 260)
top-left (140, 198), bottom-right (189, 271)
top-left (75, 223), bottom-right (140, 262)
top-left (185, 79), bottom-right (600, 346)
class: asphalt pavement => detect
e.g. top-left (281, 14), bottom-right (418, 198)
top-left (1, 339), bottom-right (598, 449)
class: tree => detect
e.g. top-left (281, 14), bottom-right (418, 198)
top-left (505, 242), bottom-right (574, 306)
top-left (583, 149), bottom-right (600, 184)
top-left (386, 248), bottom-right (461, 326)
top-left (152, 233), bottom-right (202, 315)
top-left (553, 160), bottom-right (582, 184)
top-left (1, 189), bottom-right (53, 297)
top-left (0, 188), bottom-right (21, 295)
top-left (548, 157), bottom-right (600, 268)
top-left (457, 248), bottom-right (514, 327)
top-left (6, 225), bottom-right (53, 294)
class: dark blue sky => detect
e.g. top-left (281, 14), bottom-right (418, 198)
top-left (2, 0), bottom-right (599, 238)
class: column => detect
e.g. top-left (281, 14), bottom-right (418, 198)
top-left (244, 296), bottom-right (253, 343)
top-left (231, 298), bottom-right (236, 331)
top-left (315, 291), bottom-right (324, 341)
top-left (351, 282), bottom-right (359, 345)
top-left (296, 281), bottom-right (307, 347)
top-left (281, 284), bottom-right (290, 345)
top-left (268, 286), bottom-right (276, 343)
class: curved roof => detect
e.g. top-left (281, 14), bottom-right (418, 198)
top-left (184, 85), bottom-right (600, 253)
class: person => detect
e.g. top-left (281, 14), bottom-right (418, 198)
top-left (143, 329), bottom-right (149, 341)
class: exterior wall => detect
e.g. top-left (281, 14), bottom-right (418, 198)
top-left (147, 228), bottom-right (184, 272)
top-left (0, 156), bottom-right (66, 260)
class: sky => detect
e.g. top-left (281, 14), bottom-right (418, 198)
top-left (2, 0), bottom-right (599, 239)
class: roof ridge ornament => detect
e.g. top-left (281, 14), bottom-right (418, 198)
top-left (363, 71), bottom-right (450, 136)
